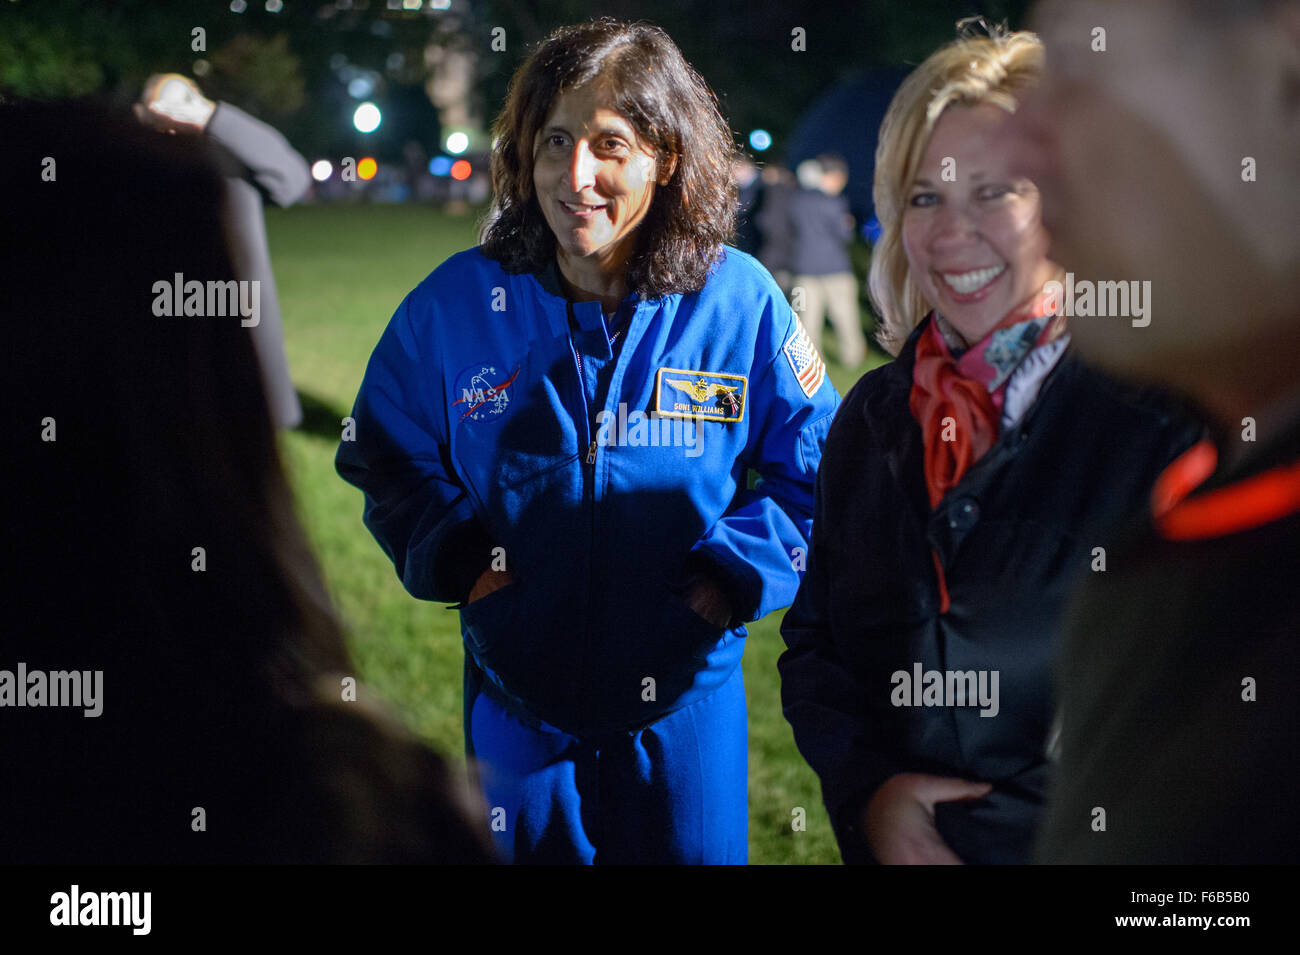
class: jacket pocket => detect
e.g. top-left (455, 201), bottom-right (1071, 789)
top-left (663, 585), bottom-right (729, 640)
top-left (645, 586), bottom-right (742, 715)
top-left (458, 580), bottom-right (520, 655)
top-left (450, 350), bottom-right (583, 519)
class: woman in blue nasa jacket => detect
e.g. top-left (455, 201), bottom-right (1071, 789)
top-left (336, 21), bottom-right (838, 864)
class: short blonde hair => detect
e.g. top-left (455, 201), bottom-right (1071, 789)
top-left (869, 27), bottom-right (1045, 355)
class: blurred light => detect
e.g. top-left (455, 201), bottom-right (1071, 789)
top-left (311, 160), bottom-right (333, 182)
top-left (431, 0), bottom-right (451, 8)
top-left (336, 0), bottom-right (352, 8)
top-left (193, 59), bottom-right (211, 76)
top-left (428, 156), bottom-right (452, 176)
top-left (370, 20), bottom-right (392, 36)
top-left (229, 0), bottom-right (247, 11)
top-left (353, 102), bottom-right (382, 133)
top-left (347, 76), bottom-right (374, 98)
top-left (403, 0), bottom-right (423, 9)
top-left (386, 52), bottom-right (405, 71)
top-left (265, 0), bottom-right (283, 11)
top-left (749, 129), bottom-right (772, 152)
top-left (329, 53), bottom-right (348, 70)
top-left (358, 158), bottom-right (378, 180)
top-left (450, 160), bottom-right (471, 181)
top-left (387, 0), bottom-right (401, 8)
top-left (445, 131), bottom-right (469, 154)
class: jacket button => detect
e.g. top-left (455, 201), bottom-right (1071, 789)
top-left (948, 498), bottom-right (980, 530)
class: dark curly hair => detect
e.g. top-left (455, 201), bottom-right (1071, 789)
top-left (480, 19), bottom-right (741, 299)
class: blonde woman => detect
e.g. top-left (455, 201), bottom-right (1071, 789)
top-left (778, 23), bottom-right (1199, 864)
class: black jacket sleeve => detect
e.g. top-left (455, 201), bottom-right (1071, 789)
top-left (778, 439), bottom-right (901, 864)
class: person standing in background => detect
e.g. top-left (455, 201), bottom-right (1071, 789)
top-left (756, 163), bottom-right (797, 296)
top-left (137, 73), bottom-right (310, 430)
top-left (789, 153), bottom-right (866, 368)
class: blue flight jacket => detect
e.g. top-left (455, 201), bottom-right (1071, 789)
top-left (337, 246), bottom-right (839, 736)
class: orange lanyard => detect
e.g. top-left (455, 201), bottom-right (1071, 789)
top-left (1152, 439), bottom-right (1300, 540)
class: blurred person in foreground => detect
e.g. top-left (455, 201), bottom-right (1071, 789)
top-left (336, 19), bottom-right (837, 864)
top-left (1, 99), bottom-right (495, 864)
top-left (1010, 0), bottom-right (1300, 863)
top-left (789, 153), bottom-right (867, 367)
top-left (137, 72), bottom-right (310, 430)
top-left (778, 23), bottom-right (1200, 865)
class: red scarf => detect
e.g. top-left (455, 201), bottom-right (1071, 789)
top-left (910, 295), bottom-right (1063, 508)
top-left (909, 293), bottom-right (1064, 612)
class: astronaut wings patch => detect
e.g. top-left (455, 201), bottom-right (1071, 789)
top-left (654, 368), bottom-right (746, 422)
top-left (782, 317), bottom-right (826, 398)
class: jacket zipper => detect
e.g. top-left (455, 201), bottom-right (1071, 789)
top-left (576, 331), bottom-right (620, 467)
top-left (573, 346), bottom-right (598, 466)
top-left (570, 319), bottom-right (627, 730)
top-left (569, 328), bottom-right (598, 732)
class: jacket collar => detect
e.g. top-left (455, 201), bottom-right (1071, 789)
top-left (857, 313), bottom-right (1082, 520)
top-left (859, 316), bottom-right (926, 434)
top-left (529, 259), bottom-right (572, 340)
top-left (861, 314), bottom-right (1081, 431)
top-left (533, 256), bottom-right (655, 357)
top-left (858, 318), bottom-right (929, 521)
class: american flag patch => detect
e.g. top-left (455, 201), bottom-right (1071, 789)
top-left (782, 319), bottom-right (826, 398)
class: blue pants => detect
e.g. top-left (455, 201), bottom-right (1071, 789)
top-left (465, 661), bottom-right (748, 864)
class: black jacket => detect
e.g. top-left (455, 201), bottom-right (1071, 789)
top-left (778, 316), bottom-right (1200, 864)
top-left (1036, 410), bottom-right (1300, 863)
top-left (756, 180), bottom-right (795, 275)
top-left (788, 188), bottom-right (853, 276)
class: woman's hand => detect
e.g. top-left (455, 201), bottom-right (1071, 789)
top-left (683, 576), bottom-right (733, 629)
top-left (466, 568), bottom-right (513, 604)
top-left (863, 772), bottom-right (993, 864)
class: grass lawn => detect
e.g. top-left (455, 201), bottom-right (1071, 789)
top-left (268, 202), bottom-right (888, 864)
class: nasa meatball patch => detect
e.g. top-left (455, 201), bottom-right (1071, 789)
top-left (452, 362), bottom-right (521, 422)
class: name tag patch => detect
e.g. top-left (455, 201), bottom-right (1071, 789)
top-left (654, 367), bottom-right (746, 422)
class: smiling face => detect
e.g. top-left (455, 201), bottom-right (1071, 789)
top-left (902, 102), bottom-right (1058, 345)
top-left (531, 83), bottom-right (671, 286)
